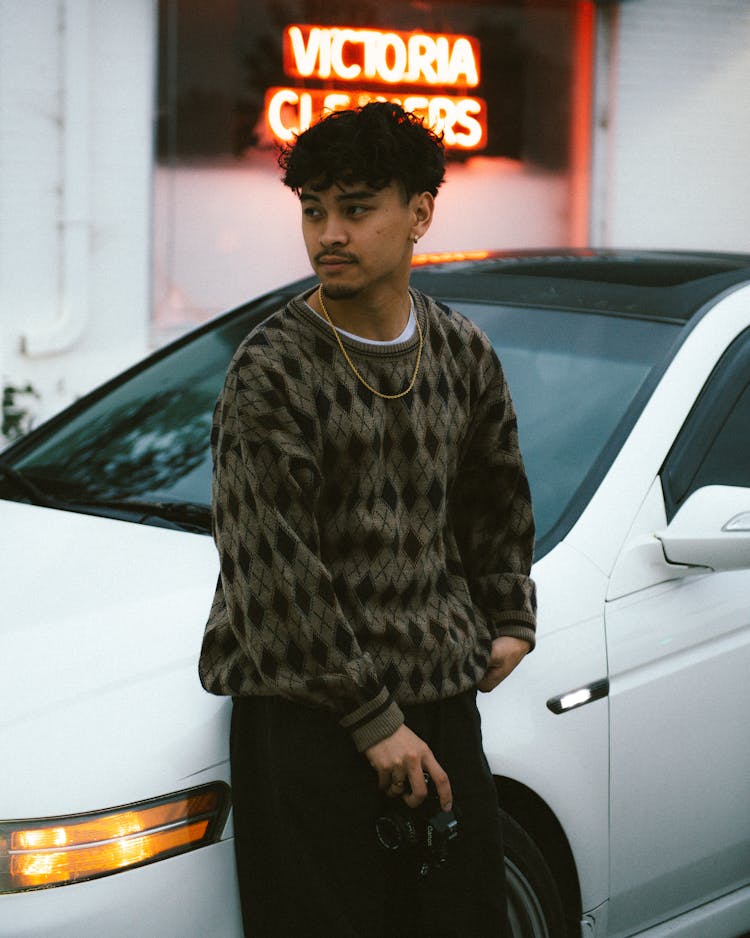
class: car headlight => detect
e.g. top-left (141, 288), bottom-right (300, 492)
top-left (0, 782), bottom-right (230, 893)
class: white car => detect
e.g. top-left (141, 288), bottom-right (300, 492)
top-left (1, 250), bottom-right (749, 938)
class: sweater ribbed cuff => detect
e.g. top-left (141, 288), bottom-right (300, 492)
top-left (492, 622), bottom-right (536, 651)
top-left (339, 686), bottom-right (405, 752)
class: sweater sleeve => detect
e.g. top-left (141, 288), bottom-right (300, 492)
top-left (211, 348), bottom-right (404, 751)
top-left (449, 351), bottom-right (537, 649)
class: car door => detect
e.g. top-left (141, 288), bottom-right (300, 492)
top-left (604, 328), bottom-right (750, 936)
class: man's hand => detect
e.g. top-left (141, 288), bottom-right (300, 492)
top-left (364, 724), bottom-right (452, 811)
top-left (478, 636), bottom-right (531, 693)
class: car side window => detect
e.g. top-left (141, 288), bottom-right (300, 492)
top-left (662, 327), bottom-right (750, 521)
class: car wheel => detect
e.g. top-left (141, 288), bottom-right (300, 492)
top-left (502, 809), bottom-right (568, 938)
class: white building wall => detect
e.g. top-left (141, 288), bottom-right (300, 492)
top-left (0, 0), bottom-right (155, 429)
top-left (592, 0), bottom-right (750, 252)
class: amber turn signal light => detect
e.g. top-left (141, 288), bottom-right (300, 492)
top-left (0, 782), bottom-right (230, 893)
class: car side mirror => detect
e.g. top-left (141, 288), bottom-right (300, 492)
top-left (655, 485), bottom-right (750, 573)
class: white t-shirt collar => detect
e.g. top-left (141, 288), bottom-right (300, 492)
top-left (305, 293), bottom-right (416, 346)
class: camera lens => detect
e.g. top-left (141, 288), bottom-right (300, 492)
top-left (375, 816), bottom-right (403, 851)
top-left (375, 814), bottom-right (419, 851)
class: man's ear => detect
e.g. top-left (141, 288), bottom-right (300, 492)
top-left (410, 191), bottom-right (435, 242)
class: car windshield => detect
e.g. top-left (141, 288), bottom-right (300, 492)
top-left (465, 304), bottom-right (678, 550)
top-left (7, 295), bottom-right (680, 556)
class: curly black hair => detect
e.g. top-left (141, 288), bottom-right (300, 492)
top-left (278, 102), bottom-right (445, 200)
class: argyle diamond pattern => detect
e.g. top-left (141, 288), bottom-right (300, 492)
top-left (198, 289), bottom-right (536, 751)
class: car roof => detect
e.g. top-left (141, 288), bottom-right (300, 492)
top-left (409, 249), bottom-right (750, 323)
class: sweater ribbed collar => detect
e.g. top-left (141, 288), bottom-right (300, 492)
top-left (287, 287), bottom-right (429, 359)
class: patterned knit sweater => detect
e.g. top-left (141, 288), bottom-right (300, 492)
top-left (198, 288), bottom-right (536, 752)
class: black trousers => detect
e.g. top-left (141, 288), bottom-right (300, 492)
top-left (230, 690), bottom-right (508, 938)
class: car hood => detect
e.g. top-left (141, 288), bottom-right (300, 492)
top-left (0, 499), bottom-right (606, 821)
top-left (0, 500), bottom-right (228, 819)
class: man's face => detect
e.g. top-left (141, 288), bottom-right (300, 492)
top-left (299, 180), bottom-right (430, 301)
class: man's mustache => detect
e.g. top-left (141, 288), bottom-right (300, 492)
top-left (315, 251), bottom-right (357, 264)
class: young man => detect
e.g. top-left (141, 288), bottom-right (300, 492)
top-left (199, 102), bottom-right (536, 938)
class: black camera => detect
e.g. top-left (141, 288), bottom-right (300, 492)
top-left (375, 774), bottom-right (460, 878)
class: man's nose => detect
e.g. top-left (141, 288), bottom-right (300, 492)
top-left (319, 216), bottom-right (348, 247)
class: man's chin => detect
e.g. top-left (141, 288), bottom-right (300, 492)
top-left (319, 282), bottom-right (361, 301)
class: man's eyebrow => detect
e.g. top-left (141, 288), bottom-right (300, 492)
top-left (335, 189), bottom-right (378, 202)
top-left (299, 189), bottom-right (378, 202)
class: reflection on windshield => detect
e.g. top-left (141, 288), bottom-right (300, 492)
top-left (14, 310), bottom-right (260, 507)
top-left (24, 390), bottom-right (212, 501)
top-left (10, 297), bottom-right (680, 554)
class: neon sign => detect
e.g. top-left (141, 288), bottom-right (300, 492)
top-left (266, 25), bottom-right (487, 150)
top-left (284, 27), bottom-right (480, 87)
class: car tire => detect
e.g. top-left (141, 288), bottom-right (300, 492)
top-left (502, 809), bottom-right (569, 938)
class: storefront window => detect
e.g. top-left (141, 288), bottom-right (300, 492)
top-left (153, 0), bottom-right (593, 338)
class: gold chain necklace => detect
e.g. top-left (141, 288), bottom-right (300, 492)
top-left (317, 285), bottom-right (423, 401)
